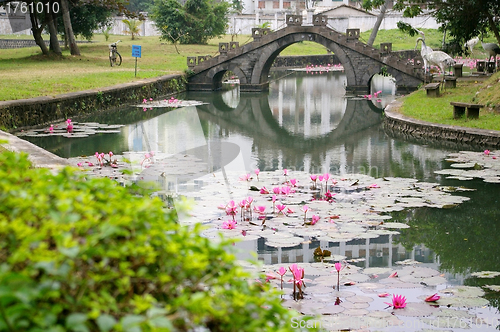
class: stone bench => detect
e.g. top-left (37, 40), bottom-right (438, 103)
top-left (425, 83), bottom-right (441, 97)
top-left (450, 102), bottom-right (484, 119)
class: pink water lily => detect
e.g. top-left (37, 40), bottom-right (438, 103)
top-left (254, 205), bottom-right (266, 214)
top-left (260, 186), bottom-right (269, 194)
top-left (311, 214), bottom-right (320, 225)
top-left (368, 183), bottom-right (380, 189)
top-left (425, 293), bottom-right (440, 302)
top-left (281, 186), bottom-right (291, 195)
top-left (332, 261), bottom-right (344, 291)
top-left (255, 168), bottom-right (260, 181)
top-left (484, 150), bottom-right (491, 155)
top-left (286, 207), bottom-right (295, 214)
top-left (283, 168), bottom-right (288, 176)
top-left (378, 293), bottom-right (390, 297)
top-left (239, 173), bottom-right (251, 181)
top-left (276, 204), bottom-right (286, 215)
top-left (222, 220), bottom-right (237, 229)
top-left (301, 205), bottom-right (309, 222)
top-left (277, 266), bottom-right (287, 276)
top-left (385, 294), bottom-right (407, 309)
top-left (310, 174), bottom-right (318, 182)
top-left (265, 272), bottom-right (277, 282)
top-left (290, 178), bottom-right (297, 187)
top-left (273, 187), bottom-right (281, 195)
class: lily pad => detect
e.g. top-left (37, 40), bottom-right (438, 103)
top-left (470, 271), bottom-right (500, 278)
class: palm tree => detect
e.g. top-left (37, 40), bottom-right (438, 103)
top-left (122, 19), bottom-right (142, 40)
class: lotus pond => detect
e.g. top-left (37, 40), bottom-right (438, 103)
top-left (19, 71), bottom-right (500, 331)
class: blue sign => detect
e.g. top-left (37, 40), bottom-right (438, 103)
top-left (132, 45), bottom-right (142, 58)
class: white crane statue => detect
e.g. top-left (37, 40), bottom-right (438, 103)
top-left (464, 37), bottom-right (479, 54)
top-left (422, 50), bottom-right (456, 87)
top-left (415, 37), bottom-right (433, 74)
top-left (480, 37), bottom-right (500, 69)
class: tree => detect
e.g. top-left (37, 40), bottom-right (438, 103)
top-left (393, 0), bottom-right (500, 54)
top-left (122, 18), bottom-right (142, 39)
top-left (61, 0), bottom-right (80, 55)
top-left (62, 2), bottom-right (113, 41)
top-left (362, 0), bottom-right (391, 47)
top-left (152, 0), bottom-right (230, 44)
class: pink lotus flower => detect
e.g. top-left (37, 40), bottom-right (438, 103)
top-left (49, 125), bottom-right (54, 133)
top-left (277, 267), bottom-right (286, 276)
top-left (254, 205), bottom-right (266, 214)
top-left (222, 220), bottom-right (237, 229)
top-left (283, 169), bottom-right (288, 176)
top-left (485, 150), bottom-right (491, 155)
top-left (325, 191), bottom-right (335, 201)
top-left (311, 214), bottom-right (320, 225)
top-left (286, 207), bottom-right (295, 214)
top-left (272, 195), bottom-right (277, 202)
top-left (109, 151), bottom-right (113, 158)
top-left (301, 205), bottom-right (309, 222)
top-left (239, 173), bottom-right (251, 181)
top-left (260, 186), bottom-right (269, 194)
top-left (332, 261), bottom-right (344, 291)
top-left (142, 99), bottom-right (147, 103)
top-left (273, 187), bottom-right (281, 195)
top-left (276, 204), bottom-right (286, 214)
top-left (389, 271), bottom-right (398, 278)
top-left (318, 175), bottom-right (324, 182)
top-left (77, 162), bottom-right (83, 167)
top-left (310, 175), bottom-right (317, 182)
top-left (281, 186), bottom-right (291, 195)
top-left (265, 273), bottom-right (277, 282)
top-left (255, 168), bottom-right (260, 180)
top-left (425, 293), bottom-right (440, 302)
top-left (290, 178), bottom-right (297, 187)
top-left (378, 293), bottom-right (390, 297)
top-left (385, 294), bottom-right (407, 309)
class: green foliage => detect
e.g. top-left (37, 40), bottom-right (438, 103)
top-left (392, 0), bottom-right (500, 53)
top-left (102, 25), bottom-right (113, 42)
top-left (122, 19), bottom-right (143, 40)
top-left (0, 151), bottom-right (301, 331)
top-left (152, 0), bottom-right (230, 44)
top-left (59, 3), bottom-right (113, 41)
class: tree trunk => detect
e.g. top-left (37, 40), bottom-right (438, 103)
top-left (29, 10), bottom-right (49, 55)
top-left (60, 0), bottom-right (80, 56)
top-left (367, 0), bottom-right (388, 47)
top-left (46, 2), bottom-right (62, 55)
top-left (486, 11), bottom-right (500, 46)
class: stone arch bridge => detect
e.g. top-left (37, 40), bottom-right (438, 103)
top-left (187, 15), bottom-right (424, 94)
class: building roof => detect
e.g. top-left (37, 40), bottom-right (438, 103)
top-left (317, 4), bottom-right (375, 17)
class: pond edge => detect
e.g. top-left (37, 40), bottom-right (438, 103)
top-left (384, 99), bottom-right (500, 150)
top-left (0, 74), bottom-right (187, 132)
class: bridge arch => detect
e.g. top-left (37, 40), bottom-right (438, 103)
top-left (187, 25), bottom-right (423, 93)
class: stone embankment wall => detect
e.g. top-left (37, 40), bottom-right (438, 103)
top-left (0, 74), bottom-right (186, 131)
top-left (384, 100), bottom-right (500, 149)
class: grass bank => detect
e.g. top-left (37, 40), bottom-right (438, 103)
top-left (0, 34), bottom-right (327, 101)
top-left (397, 72), bottom-right (500, 131)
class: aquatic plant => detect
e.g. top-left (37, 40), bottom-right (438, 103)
top-left (385, 294), bottom-right (407, 309)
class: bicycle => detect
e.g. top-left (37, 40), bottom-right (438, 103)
top-left (109, 40), bottom-right (122, 67)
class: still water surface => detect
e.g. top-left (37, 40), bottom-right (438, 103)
top-left (24, 71), bottom-right (500, 328)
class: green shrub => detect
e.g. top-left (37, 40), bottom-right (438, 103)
top-left (0, 151), bottom-right (302, 331)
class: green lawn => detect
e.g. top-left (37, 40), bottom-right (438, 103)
top-left (398, 76), bottom-right (500, 131)
top-left (0, 33), bottom-right (327, 101)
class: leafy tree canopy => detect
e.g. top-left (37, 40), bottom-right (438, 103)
top-left (392, 0), bottom-right (500, 54)
top-left (152, 0), bottom-right (230, 44)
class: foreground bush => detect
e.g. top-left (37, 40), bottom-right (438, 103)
top-left (0, 151), bottom-right (300, 331)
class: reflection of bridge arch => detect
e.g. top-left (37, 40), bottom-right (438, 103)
top-left (188, 24), bottom-right (423, 93)
top-left (195, 92), bottom-right (382, 155)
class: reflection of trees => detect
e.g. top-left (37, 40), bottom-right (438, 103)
top-left (393, 181), bottom-right (500, 275)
